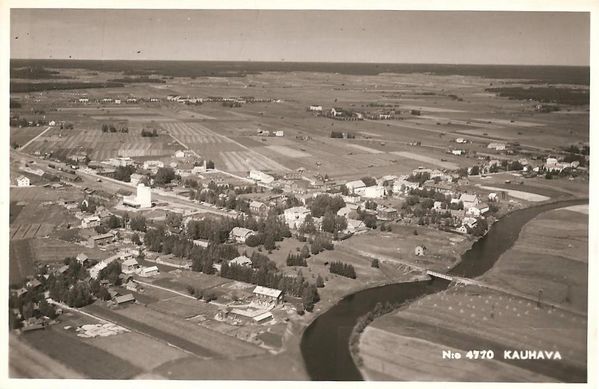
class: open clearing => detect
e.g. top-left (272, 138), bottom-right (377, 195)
top-left (265, 144), bottom-right (312, 158)
top-left (346, 143), bottom-right (385, 154)
top-left (83, 331), bottom-right (188, 371)
top-left (362, 285), bottom-right (586, 382)
top-left (10, 334), bottom-right (84, 379)
top-left (220, 150), bottom-right (288, 172)
top-left (481, 207), bottom-right (588, 311)
top-left (359, 326), bottom-right (555, 382)
top-left (391, 151), bottom-right (459, 170)
top-left (562, 204), bottom-right (588, 214)
top-left (21, 328), bottom-right (142, 379)
top-left (476, 185), bottom-right (550, 202)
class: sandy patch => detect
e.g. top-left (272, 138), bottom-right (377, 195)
top-left (561, 204), bottom-right (588, 215)
top-left (476, 185), bottom-right (550, 202)
top-left (346, 144), bottom-right (385, 154)
top-left (391, 151), bottom-right (459, 170)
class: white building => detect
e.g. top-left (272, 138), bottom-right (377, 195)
top-left (16, 175), bottom-right (30, 187)
top-left (229, 227), bottom-right (255, 243)
top-left (356, 185), bottom-right (385, 199)
top-left (143, 160), bottom-right (164, 171)
top-left (392, 179), bottom-right (420, 194)
top-left (121, 258), bottom-right (140, 274)
top-left (253, 286), bottom-right (283, 305)
top-left (78, 98), bottom-right (89, 103)
top-left (81, 215), bottom-right (101, 229)
top-left (230, 255), bottom-right (253, 267)
top-left (345, 219), bottom-right (366, 234)
top-left (488, 193), bottom-right (498, 202)
top-left (123, 184), bottom-right (152, 208)
top-left (107, 157), bottom-right (134, 167)
top-left (487, 142), bottom-right (506, 151)
top-left (249, 170), bottom-right (275, 184)
top-left (456, 138), bottom-right (467, 144)
top-left (345, 180), bottom-right (366, 194)
top-left (284, 206), bottom-right (311, 229)
top-left (459, 193), bottom-right (480, 209)
top-left (89, 255), bottom-right (119, 279)
top-left (309, 105), bottom-right (323, 112)
top-left (341, 194), bottom-right (361, 204)
top-left (139, 266), bottom-right (159, 277)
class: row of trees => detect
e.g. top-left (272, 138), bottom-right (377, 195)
top-left (101, 123), bottom-right (129, 133)
top-left (286, 247), bottom-right (310, 267)
top-left (329, 261), bottom-right (357, 279)
top-left (141, 128), bottom-right (159, 137)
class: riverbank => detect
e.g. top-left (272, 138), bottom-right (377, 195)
top-left (356, 199), bottom-right (588, 382)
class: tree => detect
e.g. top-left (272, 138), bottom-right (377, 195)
top-left (263, 233), bottom-right (276, 251)
top-left (316, 274), bottom-right (325, 288)
top-left (166, 212), bottom-right (183, 230)
top-left (371, 258), bottom-right (380, 268)
top-left (363, 214), bottom-right (377, 229)
top-left (107, 214), bottom-right (121, 229)
top-left (154, 167), bottom-right (176, 186)
top-left (469, 165), bottom-right (480, 176)
top-left (245, 234), bottom-right (262, 247)
top-left (302, 284), bottom-right (320, 312)
top-left (114, 166), bottom-right (136, 182)
top-left (206, 160), bottom-right (215, 170)
top-left (132, 233), bottom-right (142, 245)
top-left (130, 215), bottom-right (147, 232)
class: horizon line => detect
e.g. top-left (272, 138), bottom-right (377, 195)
top-left (9, 58), bottom-right (590, 68)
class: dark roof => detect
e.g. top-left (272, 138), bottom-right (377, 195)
top-left (114, 294), bottom-right (135, 304)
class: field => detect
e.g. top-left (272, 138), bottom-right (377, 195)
top-left (480, 206), bottom-right (588, 312)
top-left (358, 206), bottom-right (588, 382)
top-left (10, 334), bottom-right (84, 379)
top-left (19, 327), bottom-right (143, 379)
top-left (341, 225), bottom-right (472, 272)
top-left (359, 327), bottom-right (556, 382)
top-left (24, 127), bottom-right (180, 160)
top-left (10, 126), bottom-right (48, 147)
top-left (10, 67), bottom-right (589, 180)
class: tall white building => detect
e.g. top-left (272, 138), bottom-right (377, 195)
top-left (123, 183), bottom-right (152, 208)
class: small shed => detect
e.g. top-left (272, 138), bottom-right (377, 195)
top-left (114, 294), bottom-right (136, 305)
top-left (414, 246), bottom-right (427, 256)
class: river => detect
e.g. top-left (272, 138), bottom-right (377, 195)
top-left (299, 198), bottom-right (587, 381)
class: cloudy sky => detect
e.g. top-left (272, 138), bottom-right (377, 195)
top-left (10, 9), bottom-right (590, 65)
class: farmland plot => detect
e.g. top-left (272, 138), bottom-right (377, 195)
top-left (21, 328), bottom-right (142, 379)
top-left (220, 150), bottom-right (289, 172)
top-left (391, 151), bottom-right (459, 170)
top-left (25, 128), bottom-right (178, 160)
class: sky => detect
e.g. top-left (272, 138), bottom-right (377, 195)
top-left (10, 9), bottom-right (590, 65)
